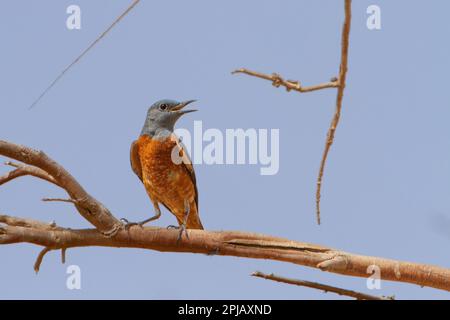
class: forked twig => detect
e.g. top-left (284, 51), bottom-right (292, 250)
top-left (315, 0), bottom-right (352, 224)
top-left (232, 1), bottom-right (352, 225)
top-left (232, 69), bottom-right (339, 93)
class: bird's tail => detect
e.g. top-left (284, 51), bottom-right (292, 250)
top-left (186, 215), bottom-right (204, 230)
top-left (185, 206), bottom-right (204, 230)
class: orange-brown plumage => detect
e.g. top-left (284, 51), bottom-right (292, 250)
top-left (130, 134), bottom-right (203, 229)
top-left (129, 99), bottom-right (203, 231)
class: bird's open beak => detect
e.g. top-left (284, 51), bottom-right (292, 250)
top-left (171, 100), bottom-right (197, 114)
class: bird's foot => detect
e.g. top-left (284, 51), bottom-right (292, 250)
top-left (177, 223), bottom-right (189, 242)
top-left (167, 224), bottom-right (189, 242)
top-left (120, 218), bottom-right (146, 230)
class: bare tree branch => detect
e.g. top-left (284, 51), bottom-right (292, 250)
top-left (34, 247), bottom-right (52, 274)
top-left (29, 0), bottom-right (141, 109)
top-left (0, 161), bottom-right (59, 186)
top-left (1, 213), bottom-right (449, 291)
top-left (316, 0), bottom-right (352, 224)
top-left (61, 248), bottom-right (67, 264)
top-left (252, 271), bottom-right (394, 300)
top-left (0, 140), bottom-right (122, 236)
top-left (0, 214), bottom-right (61, 231)
top-left (1, 138), bottom-right (449, 294)
top-left (231, 69), bottom-right (339, 93)
top-left (2, 0), bottom-right (445, 299)
top-left (231, 1), bottom-right (352, 225)
top-left (42, 197), bottom-right (78, 204)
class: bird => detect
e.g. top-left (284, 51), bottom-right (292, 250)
top-left (125, 99), bottom-right (203, 238)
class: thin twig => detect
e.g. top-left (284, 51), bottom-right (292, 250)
top-left (252, 271), bottom-right (393, 300)
top-left (0, 215), bottom-right (62, 231)
top-left (4, 161), bottom-right (21, 169)
top-left (33, 247), bottom-right (52, 273)
top-left (232, 1), bottom-right (352, 225)
top-left (29, 0), bottom-right (141, 109)
top-left (61, 248), bottom-right (67, 264)
top-left (0, 140), bottom-right (122, 235)
top-left (232, 69), bottom-right (339, 93)
top-left (0, 168), bottom-right (26, 186)
top-left (315, 0), bottom-right (352, 225)
top-left (0, 161), bottom-right (59, 187)
top-left (42, 197), bottom-right (78, 204)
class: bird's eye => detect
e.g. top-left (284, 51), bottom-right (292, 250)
top-left (160, 104), bottom-right (168, 110)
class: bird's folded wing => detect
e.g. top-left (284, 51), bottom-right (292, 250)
top-left (130, 140), bottom-right (143, 182)
top-left (173, 135), bottom-right (198, 209)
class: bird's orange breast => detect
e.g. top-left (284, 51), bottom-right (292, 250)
top-left (136, 135), bottom-right (196, 220)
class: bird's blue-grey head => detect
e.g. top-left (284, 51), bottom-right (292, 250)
top-left (140, 99), bottom-right (197, 137)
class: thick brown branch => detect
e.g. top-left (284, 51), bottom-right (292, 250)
top-left (0, 140), bottom-right (122, 235)
top-left (316, 0), bottom-right (352, 224)
top-left (232, 68), bottom-right (338, 93)
top-left (1, 215), bottom-right (449, 292)
top-left (1, 140), bottom-right (449, 295)
top-left (252, 271), bottom-right (393, 300)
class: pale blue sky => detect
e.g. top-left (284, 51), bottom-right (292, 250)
top-left (1, 0), bottom-right (449, 299)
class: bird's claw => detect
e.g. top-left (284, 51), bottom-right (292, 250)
top-left (120, 218), bottom-right (144, 230)
top-left (178, 224), bottom-right (189, 242)
top-left (167, 224), bottom-right (189, 242)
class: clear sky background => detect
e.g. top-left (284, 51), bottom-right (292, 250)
top-left (1, 0), bottom-right (449, 299)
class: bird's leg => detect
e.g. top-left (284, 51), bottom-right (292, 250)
top-left (180, 200), bottom-right (191, 240)
top-left (172, 200), bottom-right (190, 242)
top-left (137, 201), bottom-right (162, 226)
top-left (121, 201), bottom-right (162, 229)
